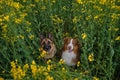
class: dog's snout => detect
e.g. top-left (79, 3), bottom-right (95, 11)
top-left (43, 45), bottom-right (51, 51)
top-left (67, 46), bottom-right (71, 50)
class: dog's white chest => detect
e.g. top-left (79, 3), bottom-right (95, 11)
top-left (62, 50), bottom-right (76, 66)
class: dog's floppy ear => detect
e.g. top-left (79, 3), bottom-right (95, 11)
top-left (40, 33), bottom-right (45, 42)
top-left (75, 38), bottom-right (81, 48)
top-left (64, 37), bottom-right (69, 43)
top-left (48, 33), bottom-right (53, 40)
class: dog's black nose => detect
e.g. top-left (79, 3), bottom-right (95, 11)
top-left (43, 45), bottom-right (51, 51)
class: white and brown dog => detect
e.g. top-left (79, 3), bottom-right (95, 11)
top-left (61, 37), bottom-right (80, 66)
top-left (40, 33), bottom-right (56, 59)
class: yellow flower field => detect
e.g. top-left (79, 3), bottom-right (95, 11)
top-left (0, 0), bottom-right (120, 80)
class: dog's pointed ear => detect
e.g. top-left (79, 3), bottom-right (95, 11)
top-left (48, 33), bottom-right (53, 40)
top-left (40, 33), bottom-right (45, 42)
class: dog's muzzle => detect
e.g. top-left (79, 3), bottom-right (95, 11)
top-left (43, 45), bottom-right (51, 51)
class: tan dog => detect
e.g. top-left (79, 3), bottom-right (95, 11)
top-left (61, 37), bottom-right (80, 66)
top-left (40, 33), bottom-right (56, 59)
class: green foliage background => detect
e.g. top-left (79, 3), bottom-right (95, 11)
top-left (0, 0), bottom-right (120, 80)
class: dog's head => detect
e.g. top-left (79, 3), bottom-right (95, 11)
top-left (40, 33), bottom-right (54, 52)
top-left (63, 37), bottom-right (80, 53)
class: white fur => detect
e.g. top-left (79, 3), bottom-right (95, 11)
top-left (68, 39), bottom-right (73, 50)
top-left (62, 50), bottom-right (76, 66)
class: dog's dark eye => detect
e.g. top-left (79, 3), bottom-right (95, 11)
top-left (48, 41), bottom-right (51, 44)
top-left (42, 42), bottom-right (45, 45)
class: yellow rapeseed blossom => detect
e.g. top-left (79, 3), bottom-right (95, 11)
top-left (0, 77), bottom-right (4, 80)
top-left (26, 21), bottom-right (31, 26)
top-left (59, 59), bottom-right (65, 64)
top-left (62, 67), bottom-right (65, 71)
top-left (99, 0), bottom-right (107, 5)
top-left (52, 0), bottom-right (56, 3)
top-left (46, 75), bottom-right (54, 80)
top-left (10, 61), bottom-right (26, 80)
top-left (47, 59), bottom-right (52, 64)
top-left (81, 33), bottom-right (87, 39)
top-left (35, 0), bottom-right (39, 2)
top-left (4, 15), bottom-right (9, 22)
top-left (0, 18), bottom-right (2, 22)
top-left (86, 15), bottom-right (91, 20)
top-left (41, 6), bottom-right (46, 10)
top-left (111, 5), bottom-right (120, 10)
top-left (31, 61), bottom-right (37, 77)
top-left (115, 36), bottom-right (120, 41)
top-left (47, 65), bottom-right (51, 72)
top-left (76, 0), bottom-right (83, 4)
top-left (73, 16), bottom-right (78, 23)
top-left (62, 67), bottom-right (67, 72)
top-left (29, 34), bottom-right (35, 40)
top-left (20, 13), bottom-right (27, 19)
top-left (50, 15), bottom-right (63, 24)
top-left (17, 35), bottom-right (24, 40)
top-left (77, 61), bottom-right (80, 67)
top-left (23, 64), bottom-right (29, 71)
top-left (94, 15), bottom-right (99, 19)
top-left (15, 18), bottom-right (22, 24)
top-left (74, 78), bottom-right (79, 80)
top-left (11, 2), bottom-right (23, 10)
top-left (93, 76), bottom-right (99, 80)
top-left (88, 53), bottom-right (94, 62)
top-left (114, 28), bottom-right (119, 31)
top-left (93, 6), bottom-right (103, 11)
top-left (63, 6), bottom-right (66, 10)
top-left (26, 28), bottom-right (31, 32)
top-left (41, 50), bottom-right (47, 57)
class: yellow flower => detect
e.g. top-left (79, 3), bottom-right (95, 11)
top-left (94, 15), bottom-right (99, 19)
top-left (31, 61), bottom-right (37, 77)
top-left (41, 6), bottom-right (46, 10)
top-left (50, 15), bottom-right (63, 24)
top-left (35, 0), bottom-right (39, 2)
top-left (77, 61), bottom-right (80, 67)
top-left (115, 36), bottom-right (120, 40)
top-left (0, 77), bottom-right (4, 80)
top-left (26, 28), bottom-right (31, 32)
top-left (73, 16), bottom-right (78, 23)
top-left (62, 67), bottom-right (65, 71)
top-left (20, 13), bottom-right (27, 19)
top-left (41, 50), bottom-right (47, 57)
top-left (88, 53), bottom-right (94, 62)
top-left (93, 76), bottom-right (99, 80)
top-left (76, 0), bottom-right (83, 4)
top-left (81, 33), bottom-right (87, 39)
top-left (52, 0), bottom-right (56, 3)
top-left (114, 28), bottom-right (119, 31)
top-left (12, 2), bottom-right (23, 10)
top-left (46, 75), bottom-right (54, 80)
top-left (23, 64), bottom-right (29, 71)
top-left (15, 18), bottom-right (22, 24)
top-left (74, 78), bottom-right (78, 80)
top-left (26, 21), bottom-right (31, 26)
top-left (63, 6), bottom-right (66, 10)
top-left (86, 15), bottom-right (91, 20)
top-left (0, 18), bottom-right (2, 22)
top-left (17, 35), bottom-right (24, 40)
top-left (10, 61), bottom-right (26, 80)
top-left (99, 0), bottom-right (106, 5)
top-left (47, 59), bottom-right (52, 64)
top-left (47, 65), bottom-right (51, 72)
top-left (29, 35), bottom-right (34, 40)
top-left (4, 15), bottom-right (9, 22)
top-left (59, 59), bottom-right (65, 64)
